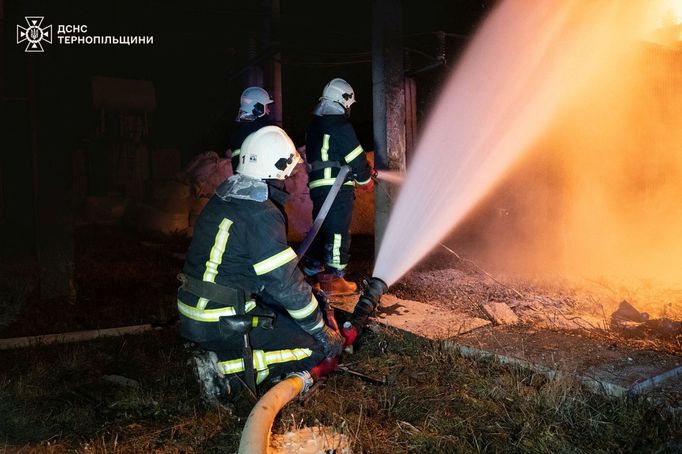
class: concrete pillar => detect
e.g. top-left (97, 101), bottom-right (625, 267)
top-left (404, 76), bottom-right (417, 164)
top-left (372, 0), bottom-right (406, 257)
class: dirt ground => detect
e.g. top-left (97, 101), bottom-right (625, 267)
top-left (1, 227), bottom-right (682, 452)
top-left (389, 247), bottom-right (682, 355)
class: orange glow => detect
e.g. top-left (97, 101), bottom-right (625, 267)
top-left (661, 0), bottom-right (682, 24)
top-left (375, 1), bottom-right (682, 318)
top-left (454, 18), bottom-right (682, 316)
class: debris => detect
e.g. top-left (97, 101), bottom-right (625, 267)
top-left (611, 300), bottom-right (649, 327)
top-left (337, 364), bottom-right (387, 385)
top-left (481, 301), bottom-right (519, 325)
top-left (611, 300), bottom-right (682, 339)
top-left (183, 151), bottom-right (232, 197)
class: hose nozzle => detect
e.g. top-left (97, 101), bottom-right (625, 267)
top-left (349, 277), bottom-right (388, 332)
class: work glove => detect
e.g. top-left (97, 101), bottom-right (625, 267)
top-left (312, 287), bottom-right (340, 332)
top-left (356, 178), bottom-right (374, 193)
top-left (312, 325), bottom-right (344, 358)
top-left (356, 166), bottom-right (377, 193)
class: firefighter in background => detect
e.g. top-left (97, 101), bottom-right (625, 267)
top-left (229, 86), bottom-right (276, 173)
top-left (303, 78), bottom-right (374, 295)
top-left (178, 126), bottom-right (344, 405)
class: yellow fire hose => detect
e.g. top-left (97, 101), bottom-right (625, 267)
top-left (237, 375), bottom-right (305, 454)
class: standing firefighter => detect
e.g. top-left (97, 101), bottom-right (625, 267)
top-left (178, 126), bottom-right (343, 405)
top-left (229, 86), bottom-right (276, 172)
top-left (303, 78), bottom-right (374, 295)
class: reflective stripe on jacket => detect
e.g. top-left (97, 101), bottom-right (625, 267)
top-left (178, 179), bottom-right (323, 342)
top-left (306, 115), bottom-right (372, 190)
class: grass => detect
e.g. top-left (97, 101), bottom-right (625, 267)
top-left (0, 325), bottom-right (679, 453)
top-left (1, 227), bottom-right (680, 453)
top-left (0, 330), bottom-right (243, 453)
top-left (0, 226), bottom-right (187, 339)
top-left (277, 326), bottom-right (680, 453)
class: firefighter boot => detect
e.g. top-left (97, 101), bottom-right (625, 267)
top-left (192, 350), bottom-right (236, 408)
top-left (303, 260), bottom-right (324, 289)
top-left (318, 273), bottom-right (357, 296)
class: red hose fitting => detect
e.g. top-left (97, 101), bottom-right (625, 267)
top-left (310, 357), bottom-right (338, 379)
top-left (341, 321), bottom-right (358, 346)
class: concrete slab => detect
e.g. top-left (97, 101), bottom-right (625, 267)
top-left (329, 293), bottom-right (682, 399)
top-left (453, 326), bottom-right (682, 397)
top-left (329, 293), bottom-right (490, 340)
top-left (481, 301), bottom-right (519, 325)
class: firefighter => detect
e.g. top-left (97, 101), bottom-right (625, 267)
top-left (229, 86), bottom-right (276, 172)
top-left (178, 125), bottom-right (344, 405)
top-left (303, 78), bottom-right (374, 295)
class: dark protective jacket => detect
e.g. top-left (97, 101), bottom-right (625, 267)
top-left (178, 174), bottom-right (324, 342)
top-left (306, 115), bottom-right (372, 190)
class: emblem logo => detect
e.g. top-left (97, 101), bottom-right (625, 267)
top-left (17, 17), bottom-right (52, 52)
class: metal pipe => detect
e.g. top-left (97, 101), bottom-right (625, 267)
top-left (238, 375), bottom-right (305, 454)
top-left (0, 324), bottom-right (158, 350)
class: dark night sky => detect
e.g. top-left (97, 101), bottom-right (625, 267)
top-left (2, 0), bottom-right (492, 245)
top-left (4, 0), bottom-right (491, 150)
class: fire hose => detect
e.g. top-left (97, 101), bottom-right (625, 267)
top-left (237, 374), bottom-right (307, 454)
top-left (239, 164), bottom-right (389, 453)
top-left (296, 165), bottom-right (352, 260)
top-left (237, 277), bottom-right (389, 453)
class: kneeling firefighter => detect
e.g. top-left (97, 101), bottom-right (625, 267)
top-left (177, 125), bottom-right (344, 405)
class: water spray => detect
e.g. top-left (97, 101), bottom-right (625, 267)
top-left (374, 170), bottom-right (404, 185)
top-left (372, 0), bottom-right (671, 288)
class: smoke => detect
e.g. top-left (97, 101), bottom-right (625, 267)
top-left (374, 0), bottom-right (678, 287)
top-left (463, 41), bottom-right (682, 287)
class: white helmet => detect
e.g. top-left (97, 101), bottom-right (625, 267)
top-left (237, 86), bottom-right (274, 122)
top-left (320, 78), bottom-right (356, 110)
top-left (236, 126), bottom-right (301, 180)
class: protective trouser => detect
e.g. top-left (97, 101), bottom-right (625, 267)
top-left (198, 304), bottom-right (325, 385)
top-left (306, 186), bottom-right (354, 275)
top-left (178, 273), bottom-right (325, 388)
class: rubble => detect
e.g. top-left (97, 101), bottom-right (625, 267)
top-left (481, 301), bottom-right (519, 325)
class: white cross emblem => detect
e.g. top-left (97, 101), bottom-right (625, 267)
top-left (17, 16), bottom-right (52, 53)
